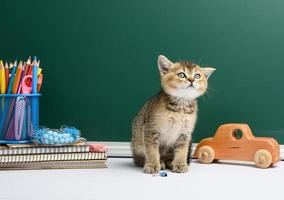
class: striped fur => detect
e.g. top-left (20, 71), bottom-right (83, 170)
top-left (131, 55), bottom-right (215, 173)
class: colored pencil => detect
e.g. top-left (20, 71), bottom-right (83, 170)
top-left (12, 61), bottom-right (23, 94)
top-left (4, 62), bottom-right (9, 92)
top-left (27, 57), bottom-right (37, 86)
top-left (0, 60), bottom-right (6, 94)
top-left (0, 60), bottom-right (6, 126)
top-left (37, 73), bottom-right (43, 92)
top-left (17, 63), bottom-right (26, 94)
top-left (37, 60), bottom-right (42, 76)
top-left (7, 61), bottom-right (17, 94)
top-left (31, 57), bottom-right (39, 132)
top-left (26, 56), bottom-right (31, 65)
top-left (1, 60), bottom-right (17, 138)
top-left (23, 62), bottom-right (29, 76)
top-left (25, 57), bottom-right (31, 81)
top-left (0, 56), bottom-right (44, 142)
top-left (32, 57), bottom-right (38, 94)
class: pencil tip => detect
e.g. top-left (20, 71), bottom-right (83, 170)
top-left (33, 56), bottom-right (37, 62)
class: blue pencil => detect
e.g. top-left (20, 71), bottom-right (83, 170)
top-left (31, 56), bottom-right (39, 131)
top-left (32, 56), bottom-right (38, 94)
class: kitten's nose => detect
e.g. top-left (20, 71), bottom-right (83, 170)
top-left (188, 78), bottom-right (195, 84)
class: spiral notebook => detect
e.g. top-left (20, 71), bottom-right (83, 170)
top-left (0, 152), bottom-right (107, 164)
top-left (0, 143), bottom-right (108, 170)
top-left (0, 144), bottom-right (89, 155)
top-left (0, 160), bottom-right (107, 170)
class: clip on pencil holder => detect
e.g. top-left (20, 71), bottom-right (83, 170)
top-left (0, 94), bottom-right (41, 144)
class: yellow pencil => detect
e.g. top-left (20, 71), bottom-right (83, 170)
top-left (0, 60), bottom-right (6, 94)
top-left (4, 62), bottom-right (9, 91)
top-left (0, 61), bottom-right (2, 92)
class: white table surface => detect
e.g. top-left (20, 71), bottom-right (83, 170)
top-left (0, 158), bottom-right (283, 200)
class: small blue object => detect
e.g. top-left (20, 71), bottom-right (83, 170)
top-left (32, 125), bottom-right (81, 145)
top-left (54, 137), bottom-right (59, 143)
top-left (160, 172), bottom-right (167, 177)
top-left (59, 138), bottom-right (65, 144)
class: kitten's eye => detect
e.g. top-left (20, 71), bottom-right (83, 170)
top-left (194, 73), bottom-right (201, 79)
top-left (177, 72), bottom-right (187, 78)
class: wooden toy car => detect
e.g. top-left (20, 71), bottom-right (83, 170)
top-left (193, 124), bottom-right (280, 168)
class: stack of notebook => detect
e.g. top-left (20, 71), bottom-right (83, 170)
top-left (0, 143), bottom-right (107, 170)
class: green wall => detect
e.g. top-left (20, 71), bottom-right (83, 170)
top-left (1, 0), bottom-right (284, 143)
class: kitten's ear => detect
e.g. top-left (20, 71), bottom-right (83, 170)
top-left (158, 55), bottom-right (173, 75)
top-left (202, 67), bottom-right (216, 79)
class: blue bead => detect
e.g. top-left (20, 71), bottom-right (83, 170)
top-left (59, 139), bottom-right (65, 144)
top-left (160, 172), bottom-right (167, 177)
top-left (54, 137), bottom-right (59, 142)
top-left (49, 140), bottom-right (55, 145)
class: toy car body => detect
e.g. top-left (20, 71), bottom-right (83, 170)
top-left (193, 124), bottom-right (280, 168)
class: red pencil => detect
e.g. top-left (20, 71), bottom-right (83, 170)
top-left (26, 56), bottom-right (31, 65)
top-left (26, 57), bottom-right (38, 86)
top-left (23, 62), bottom-right (28, 76)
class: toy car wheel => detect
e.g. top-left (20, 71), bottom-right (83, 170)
top-left (197, 146), bottom-right (215, 164)
top-left (254, 149), bottom-right (272, 168)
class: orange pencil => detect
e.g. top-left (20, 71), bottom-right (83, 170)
top-left (12, 61), bottom-right (23, 94)
top-left (37, 73), bottom-right (43, 92)
top-left (4, 62), bottom-right (9, 92)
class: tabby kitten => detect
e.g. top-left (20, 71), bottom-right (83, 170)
top-left (131, 55), bottom-right (215, 173)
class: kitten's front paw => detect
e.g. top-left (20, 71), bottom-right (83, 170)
top-left (171, 162), bottom-right (189, 173)
top-left (144, 163), bottom-right (161, 174)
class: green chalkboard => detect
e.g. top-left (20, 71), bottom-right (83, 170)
top-left (1, 0), bottom-right (284, 143)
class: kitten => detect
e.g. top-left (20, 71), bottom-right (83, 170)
top-left (131, 55), bottom-right (215, 173)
